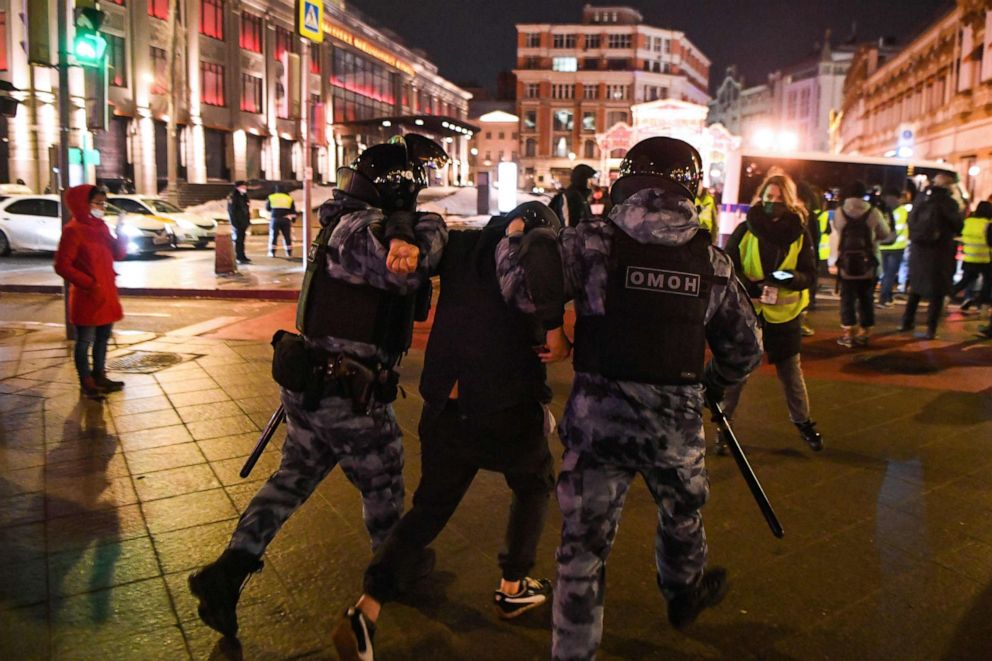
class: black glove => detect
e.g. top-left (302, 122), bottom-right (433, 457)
top-left (383, 210), bottom-right (417, 244)
top-left (705, 385), bottom-right (725, 410)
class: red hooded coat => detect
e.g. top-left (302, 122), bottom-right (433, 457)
top-left (53, 185), bottom-right (126, 327)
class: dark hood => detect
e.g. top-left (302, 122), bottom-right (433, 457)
top-left (745, 204), bottom-right (805, 247)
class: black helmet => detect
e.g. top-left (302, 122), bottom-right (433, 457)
top-left (336, 134), bottom-right (449, 212)
top-left (570, 163), bottom-right (597, 188)
top-left (508, 200), bottom-right (561, 232)
top-left (610, 137), bottom-right (702, 204)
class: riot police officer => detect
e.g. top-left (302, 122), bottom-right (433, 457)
top-left (187, 135), bottom-right (450, 640)
top-left (551, 137), bottom-right (764, 660)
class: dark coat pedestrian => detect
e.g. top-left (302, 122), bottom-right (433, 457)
top-left (907, 186), bottom-right (965, 299)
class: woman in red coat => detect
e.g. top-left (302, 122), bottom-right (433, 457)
top-left (54, 184), bottom-right (128, 398)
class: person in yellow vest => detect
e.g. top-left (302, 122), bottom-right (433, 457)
top-left (878, 185), bottom-right (913, 307)
top-left (695, 184), bottom-right (718, 242)
top-left (951, 200), bottom-right (992, 310)
top-left (265, 186), bottom-right (298, 257)
top-left (721, 172), bottom-right (823, 453)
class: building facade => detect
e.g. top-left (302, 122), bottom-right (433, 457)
top-left (0, 0), bottom-right (471, 195)
top-left (708, 36), bottom-right (858, 153)
top-left (514, 5), bottom-right (710, 189)
top-left (466, 105), bottom-right (519, 186)
top-left (839, 0), bottom-right (989, 198)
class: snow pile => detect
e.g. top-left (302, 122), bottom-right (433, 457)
top-left (184, 185), bottom-right (551, 223)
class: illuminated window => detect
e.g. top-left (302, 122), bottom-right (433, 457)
top-left (200, 61), bottom-right (226, 106)
top-left (240, 73), bottom-right (263, 113)
top-left (606, 85), bottom-right (628, 100)
top-left (523, 110), bottom-right (537, 130)
top-left (150, 46), bottom-right (167, 94)
top-left (552, 57), bottom-right (577, 72)
top-left (200, 0), bottom-right (224, 40)
top-left (240, 12), bottom-right (263, 53)
top-left (0, 11), bottom-right (7, 72)
top-left (582, 112), bottom-right (596, 132)
top-left (554, 136), bottom-right (569, 157)
top-left (310, 46), bottom-right (322, 74)
top-left (148, 0), bottom-right (168, 20)
top-left (106, 34), bottom-right (127, 87)
top-left (275, 27), bottom-right (295, 59)
top-left (607, 34), bottom-right (631, 49)
top-left (553, 110), bottom-right (573, 131)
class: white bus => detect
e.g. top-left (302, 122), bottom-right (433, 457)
top-left (717, 151), bottom-right (960, 237)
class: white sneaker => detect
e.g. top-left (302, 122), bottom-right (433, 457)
top-left (332, 607), bottom-right (375, 661)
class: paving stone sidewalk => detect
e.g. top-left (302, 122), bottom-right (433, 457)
top-left (1, 308), bottom-right (991, 660)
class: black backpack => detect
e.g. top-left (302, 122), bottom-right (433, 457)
top-left (837, 208), bottom-right (876, 280)
top-left (549, 191), bottom-right (568, 226)
top-left (907, 194), bottom-right (943, 245)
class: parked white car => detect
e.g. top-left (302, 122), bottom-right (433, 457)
top-left (0, 194), bottom-right (172, 256)
top-left (108, 195), bottom-right (218, 248)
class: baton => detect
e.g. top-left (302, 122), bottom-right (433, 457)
top-left (240, 405), bottom-right (286, 478)
top-left (708, 397), bottom-right (784, 539)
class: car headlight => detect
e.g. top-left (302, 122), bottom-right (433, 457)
top-left (122, 224), bottom-right (144, 237)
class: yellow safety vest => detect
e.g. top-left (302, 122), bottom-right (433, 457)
top-left (268, 192), bottom-right (294, 209)
top-left (740, 231), bottom-right (809, 324)
top-left (961, 216), bottom-right (991, 264)
top-left (816, 210), bottom-right (831, 262)
top-left (696, 194), bottom-right (717, 235)
top-left (882, 204), bottom-right (910, 252)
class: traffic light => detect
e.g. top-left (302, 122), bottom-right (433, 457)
top-left (73, 6), bottom-right (107, 67)
top-left (0, 81), bottom-right (20, 118)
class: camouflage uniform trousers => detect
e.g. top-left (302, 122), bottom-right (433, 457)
top-left (552, 373), bottom-right (710, 661)
top-left (228, 387), bottom-right (404, 557)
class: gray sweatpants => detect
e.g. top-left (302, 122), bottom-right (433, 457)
top-left (723, 353), bottom-right (810, 424)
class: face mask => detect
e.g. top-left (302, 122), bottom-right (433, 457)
top-left (763, 202), bottom-right (786, 218)
top-left (91, 208), bottom-right (105, 219)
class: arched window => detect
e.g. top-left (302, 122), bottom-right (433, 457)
top-left (554, 136), bottom-right (569, 158)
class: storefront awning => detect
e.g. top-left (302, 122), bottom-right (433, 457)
top-left (335, 115), bottom-right (479, 138)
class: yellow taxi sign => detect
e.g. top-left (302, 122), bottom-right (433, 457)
top-left (298, 0), bottom-right (323, 43)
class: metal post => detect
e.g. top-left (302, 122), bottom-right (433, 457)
top-left (57, 0), bottom-right (73, 340)
top-left (301, 39), bottom-right (311, 269)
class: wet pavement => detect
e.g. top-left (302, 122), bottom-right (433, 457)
top-left (0, 292), bottom-right (990, 660)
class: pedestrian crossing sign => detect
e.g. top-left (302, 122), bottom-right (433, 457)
top-left (298, 0), bottom-right (323, 43)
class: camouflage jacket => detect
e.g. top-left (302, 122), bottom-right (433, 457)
top-left (308, 199), bottom-right (447, 361)
top-left (560, 189), bottom-right (763, 408)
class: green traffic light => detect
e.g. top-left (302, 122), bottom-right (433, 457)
top-left (74, 33), bottom-right (107, 66)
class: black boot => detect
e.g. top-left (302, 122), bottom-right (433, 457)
top-left (796, 420), bottom-right (823, 452)
top-left (93, 372), bottom-right (124, 392)
top-left (188, 549), bottom-right (263, 638)
top-left (666, 567), bottom-right (729, 629)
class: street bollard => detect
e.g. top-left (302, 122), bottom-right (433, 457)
top-left (214, 221), bottom-right (237, 275)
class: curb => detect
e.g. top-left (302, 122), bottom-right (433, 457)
top-left (0, 284), bottom-right (299, 301)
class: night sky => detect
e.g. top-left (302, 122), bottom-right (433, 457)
top-left (352, 0), bottom-right (955, 94)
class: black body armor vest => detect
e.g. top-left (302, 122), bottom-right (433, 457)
top-left (295, 206), bottom-right (420, 360)
top-left (573, 226), bottom-right (716, 385)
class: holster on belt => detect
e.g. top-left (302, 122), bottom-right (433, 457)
top-left (271, 330), bottom-right (400, 414)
